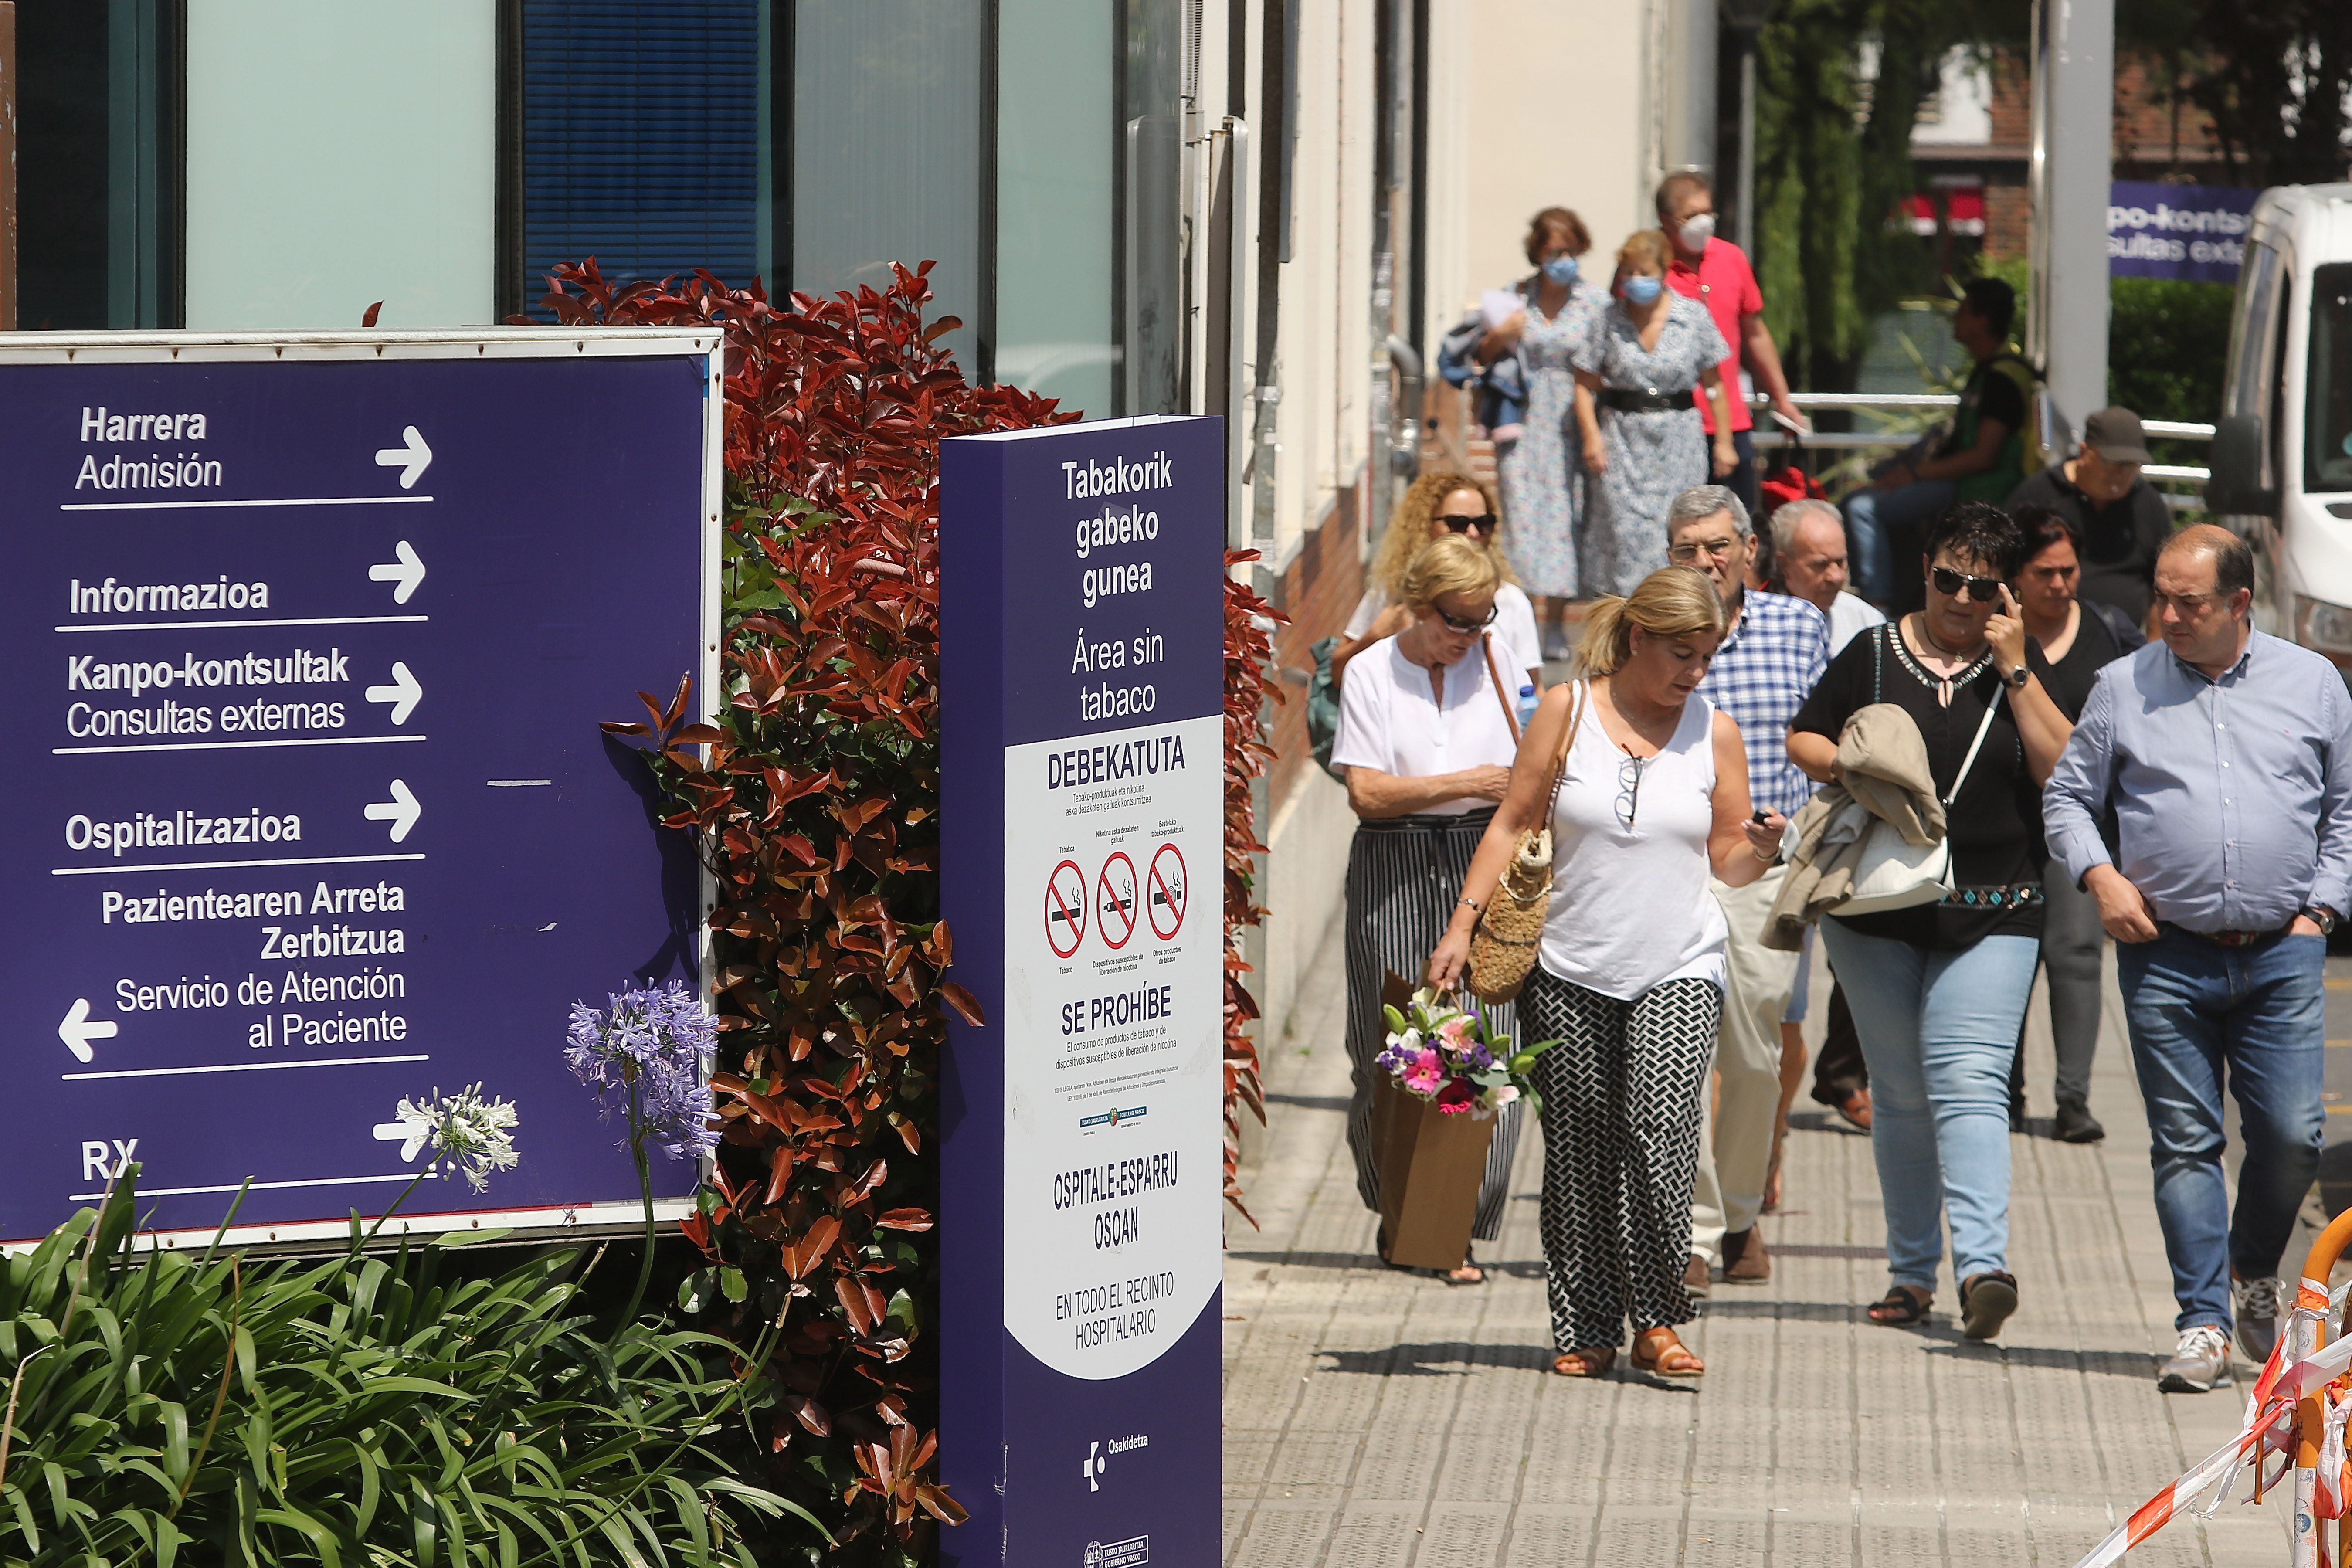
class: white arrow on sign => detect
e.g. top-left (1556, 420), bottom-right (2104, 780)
top-left (363, 780), bottom-right (423, 843)
top-left (373, 425), bottom-right (433, 489)
top-left (368, 540), bottom-right (427, 604)
top-left (364, 661), bottom-right (424, 724)
top-left (60, 998), bottom-right (118, 1065)
top-left (373, 1120), bottom-right (430, 1161)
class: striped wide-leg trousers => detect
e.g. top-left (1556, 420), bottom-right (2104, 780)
top-left (1342, 809), bottom-right (1524, 1246)
top-left (1524, 967), bottom-right (1721, 1349)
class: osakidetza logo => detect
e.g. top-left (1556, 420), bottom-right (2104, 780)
top-left (1082, 1433), bottom-right (1151, 1490)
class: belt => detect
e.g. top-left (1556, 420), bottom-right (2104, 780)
top-left (1598, 386), bottom-right (1687, 414)
top-left (1941, 883), bottom-right (2045, 910)
top-left (2161, 920), bottom-right (2288, 948)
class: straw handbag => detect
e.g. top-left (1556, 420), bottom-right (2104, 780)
top-left (1466, 676), bottom-right (1583, 1004)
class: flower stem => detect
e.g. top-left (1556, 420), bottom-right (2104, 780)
top-left (617, 1085), bottom-right (658, 1337)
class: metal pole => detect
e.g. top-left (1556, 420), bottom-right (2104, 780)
top-left (1735, 39), bottom-right (1757, 256)
top-left (2041, 0), bottom-right (2112, 441)
top-left (0, 2), bottom-right (16, 332)
top-left (2026, 0), bottom-right (2049, 375)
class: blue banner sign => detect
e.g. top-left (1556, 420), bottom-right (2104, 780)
top-left (2109, 181), bottom-right (2258, 283)
top-left (0, 332), bottom-right (720, 1249)
top-left (939, 417), bottom-right (1225, 1568)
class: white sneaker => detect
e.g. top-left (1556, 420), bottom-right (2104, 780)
top-left (2231, 1275), bottom-right (2281, 1365)
top-left (2159, 1325), bottom-right (2233, 1393)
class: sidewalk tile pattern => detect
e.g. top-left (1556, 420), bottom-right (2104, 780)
top-left (1223, 927), bottom-right (2302, 1566)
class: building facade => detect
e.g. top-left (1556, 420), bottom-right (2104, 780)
top-left (19, 0), bottom-right (1706, 1050)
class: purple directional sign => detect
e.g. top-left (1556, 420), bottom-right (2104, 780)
top-left (0, 333), bottom-right (720, 1247)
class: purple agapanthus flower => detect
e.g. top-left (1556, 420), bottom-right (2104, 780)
top-left (566, 979), bottom-right (720, 1161)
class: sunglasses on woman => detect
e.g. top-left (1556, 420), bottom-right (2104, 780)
top-left (1929, 565), bottom-right (2004, 604)
top-left (1439, 512), bottom-right (1497, 535)
top-left (1436, 604), bottom-right (1498, 634)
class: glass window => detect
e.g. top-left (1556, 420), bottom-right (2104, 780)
top-left (521, 0), bottom-right (759, 307)
top-left (1120, 0), bottom-right (1183, 415)
top-left (790, 0), bottom-right (986, 370)
top-left (2226, 238), bottom-right (2281, 422)
top-left (2309, 264), bottom-right (2352, 495)
top-left (19, 0), bottom-right (180, 329)
top-left (186, 1), bottom-right (496, 329)
top-left (996, 0), bottom-right (1115, 416)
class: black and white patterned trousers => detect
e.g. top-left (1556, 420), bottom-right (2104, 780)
top-left (1523, 966), bottom-right (1721, 1349)
top-left (1342, 811), bottom-right (1524, 1246)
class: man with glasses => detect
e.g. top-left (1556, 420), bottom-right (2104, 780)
top-left (2006, 406), bottom-right (2171, 627)
top-left (1666, 485), bottom-right (1829, 1290)
top-left (2044, 526), bottom-right (2352, 1393)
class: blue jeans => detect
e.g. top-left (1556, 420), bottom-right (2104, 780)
top-left (1842, 478), bottom-right (1957, 608)
top-left (1819, 923), bottom-right (2041, 1290)
top-left (2117, 928), bottom-right (2327, 1332)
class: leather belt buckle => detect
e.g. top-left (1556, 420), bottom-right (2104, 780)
top-left (2209, 929), bottom-right (2266, 948)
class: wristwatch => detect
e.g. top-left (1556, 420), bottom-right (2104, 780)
top-left (2304, 905), bottom-right (2340, 936)
top-left (2001, 662), bottom-right (2030, 689)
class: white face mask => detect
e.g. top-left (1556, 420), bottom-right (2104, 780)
top-left (1678, 212), bottom-right (1717, 249)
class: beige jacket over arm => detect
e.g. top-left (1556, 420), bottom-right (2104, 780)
top-left (1764, 703), bottom-right (1942, 950)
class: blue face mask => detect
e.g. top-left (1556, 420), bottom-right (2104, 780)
top-left (1622, 274), bottom-right (1664, 305)
top-left (1541, 255), bottom-right (1579, 286)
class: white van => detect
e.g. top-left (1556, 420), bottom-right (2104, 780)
top-left (2208, 183), bottom-right (2352, 653)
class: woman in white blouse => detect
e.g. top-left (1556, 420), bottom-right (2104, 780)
top-left (1330, 470), bottom-right (1544, 699)
top-left (1331, 533), bottom-right (1528, 1283)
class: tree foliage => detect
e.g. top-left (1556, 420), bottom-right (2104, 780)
top-left (2125, 0), bottom-right (2352, 188)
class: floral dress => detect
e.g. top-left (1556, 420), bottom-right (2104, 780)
top-left (1495, 276), bottom-right (1605, 600)
top-left (1571, 294), bottom-right (1731, 597)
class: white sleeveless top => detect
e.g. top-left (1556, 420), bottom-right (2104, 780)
top-left (1536, 686), bottom-right (1728, 1001)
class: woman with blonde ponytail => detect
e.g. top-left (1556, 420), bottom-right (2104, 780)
top-left (1429, 566), bottom-right (1785, 1378)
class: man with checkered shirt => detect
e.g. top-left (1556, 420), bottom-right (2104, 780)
top-left (1666, 485), bottom-right (1829, 1290)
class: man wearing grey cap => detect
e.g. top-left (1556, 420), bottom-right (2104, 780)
top-left (2007, 406), bottom-right (2173, 627)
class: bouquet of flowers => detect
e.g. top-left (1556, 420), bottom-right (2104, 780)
top-left (1375, 987), bottom-right (1554, 1115)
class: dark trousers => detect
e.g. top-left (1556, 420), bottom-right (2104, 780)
top-left (1810, 980), bottom-right (1868, 1106)
top-left (2007, 862), bottom-right (2106, 1112)
top-left (1728, 428), bottom-right (1758, 519)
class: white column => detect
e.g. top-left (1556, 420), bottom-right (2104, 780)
top-left (2041, 0), bottom-right (2113, 437)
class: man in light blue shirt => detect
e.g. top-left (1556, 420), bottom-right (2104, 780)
top-left (2043, 526), bottom-right (2352, 1394)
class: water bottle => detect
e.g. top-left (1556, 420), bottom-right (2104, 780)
top-left (1516, 683), bottom-right (1539, 730)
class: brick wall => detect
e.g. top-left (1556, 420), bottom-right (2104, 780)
top-left (1265, 480), bottom-right (1367, 808)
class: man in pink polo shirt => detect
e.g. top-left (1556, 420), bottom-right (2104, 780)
top-left (1658, 172), bottom-right (1807, 518)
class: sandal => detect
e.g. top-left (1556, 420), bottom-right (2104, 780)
top-left (1443, 1260), bottom-right (1486, 1286)
top-left (1762, 1147), bottom-right (1784, 1215)
top-left (1959, 1271), bottom-right (2019, 1341)
top-left (1630, 1327), bottom-right (1704, 1377)
top-left (1866, 1285), bottom-right (1933, 1327)
top-left (1552, 1347), bottom-right (1616, 1377)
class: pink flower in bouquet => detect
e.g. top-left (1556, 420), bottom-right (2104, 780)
top-left (1435, 1014), bottom-right (1476, 1053)
top-left (1403, 1048), bottom-right (1446, 1096)
top-left (1434, 1079), bottom-right (1479, 1114)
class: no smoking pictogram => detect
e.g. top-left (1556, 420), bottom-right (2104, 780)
top-left (1147, 842), bottom-right (1188, 940)
top-left (1096, 852), bottom-right (1139, 950)
top-left (1045, 859), bottom-right (1088, 958)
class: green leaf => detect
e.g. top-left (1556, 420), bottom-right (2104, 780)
top-left (430, 1228), bottom-right (514, 1248)
top-left (719, 1267), bottom-right (747, 1304)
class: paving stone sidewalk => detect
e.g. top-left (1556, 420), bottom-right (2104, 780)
top-left (1222, 920), bottom-right (2310, 1567)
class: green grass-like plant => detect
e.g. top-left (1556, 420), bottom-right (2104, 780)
top-left (0, 1169), bottom-right (815, 1567)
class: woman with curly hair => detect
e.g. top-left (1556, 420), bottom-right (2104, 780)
top-left (1331, 470), bottom-right (1542, 697)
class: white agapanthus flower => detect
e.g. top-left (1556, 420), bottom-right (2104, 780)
top-left (391, 1084), bottom-right (521, 1191)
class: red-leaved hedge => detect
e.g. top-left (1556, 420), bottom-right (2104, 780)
top-left (544, 258), bottom-right (1276, 1561)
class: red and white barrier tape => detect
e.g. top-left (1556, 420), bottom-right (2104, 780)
top-left (2069, 1279), bottom-right (2352, 1567)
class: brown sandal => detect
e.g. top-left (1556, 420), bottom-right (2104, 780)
top-left (1866, 1285), bottom-right (1933, 1327)
top-left (1631, 1327), bottom-right (1704, 1377)
top-left (1551, 1347), bottom-right (1616, 1377)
